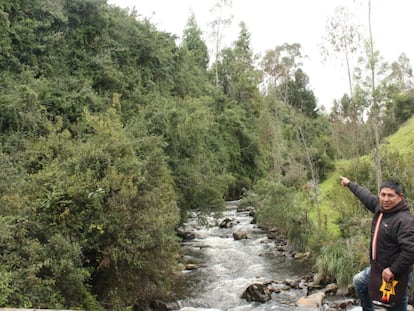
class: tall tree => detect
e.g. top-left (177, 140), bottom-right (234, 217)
top-left (261, 43), bottom-right (303, 103)
top-left (218, 21), bottom-right (261, 104)
top-left (367, 0), bottom-right (382, 191)
top-left (261, 43), bottom-right (329, 225)
top-left (285, 68), bottom-right (318, 118)
top-left (212, 22), bottom-right (264, 196)
top-left (174, 12), bottom-right (211, 97)
top-left (208, 0), bottom-right (233, 87)
top-left (321, 5), bottom-right (367, 162)
top-left (321, 5), bottom-right (362, 101)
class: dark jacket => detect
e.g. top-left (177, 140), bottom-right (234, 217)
top-left (348, 182), bottom-right (414, 276)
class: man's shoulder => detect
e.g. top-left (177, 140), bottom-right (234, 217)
top-left (396, 209), bottom-right (414, 223)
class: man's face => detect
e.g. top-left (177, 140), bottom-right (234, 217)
top-left (379, 187), bottom-right (403, 210)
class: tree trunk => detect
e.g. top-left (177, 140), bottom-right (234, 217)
top-left (368, 0), bottom-right (382, 191)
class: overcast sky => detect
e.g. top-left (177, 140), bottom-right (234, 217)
top-left (107, 0), bottom-right (414, 111)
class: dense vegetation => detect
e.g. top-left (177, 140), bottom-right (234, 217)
top-left (1, 0), bottom-right (413, 309)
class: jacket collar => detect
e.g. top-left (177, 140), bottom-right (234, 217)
top-left (380, 200), bottom-right (410, 214)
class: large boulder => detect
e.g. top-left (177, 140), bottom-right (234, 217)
top-left (219, 217), bottom-right (234, 228)
top-left (175, 228), bottom-right (195, 241)
top-left (241, 283), bottom-right (272, 303)
top-left (233, 230), bottom-right (248, 240)
top-left (296, 291), bottom-right (325, 309)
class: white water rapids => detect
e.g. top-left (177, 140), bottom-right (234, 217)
top-left (172, 200), bottom-right (365, 311)
top-left (173, 201), bottom-right (313, 311)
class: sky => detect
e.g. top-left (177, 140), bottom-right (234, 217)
top-left (107, 0), bottom-right (414, 112)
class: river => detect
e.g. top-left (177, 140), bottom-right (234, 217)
top-left (173, 200), bottom-right (317, 310)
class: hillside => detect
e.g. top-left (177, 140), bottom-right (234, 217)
top-left (317, 116), bottom-right (414, 235)
top-left (386, 115), bottom-right (414, 155)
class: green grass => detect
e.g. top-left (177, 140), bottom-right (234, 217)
top-left (311, 168), bottom-right (349, 238)
top-left (385, 117), bottom-right (414, 155)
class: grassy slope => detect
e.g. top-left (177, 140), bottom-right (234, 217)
top-left (385, 116), bottom-right (414, 154)
top-left (315, 116), bottom-right (414, 236)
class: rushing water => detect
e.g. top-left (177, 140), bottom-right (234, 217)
top-left (173, 201), bottom-right (313, 311)
top-left (172, 200), bottom-right (365, 311)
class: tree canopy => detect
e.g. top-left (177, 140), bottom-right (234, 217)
top-left (0, 0), bottom-right (413, 309)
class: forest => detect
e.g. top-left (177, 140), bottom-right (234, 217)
top-left (1, 0), bottom-right (414, 310)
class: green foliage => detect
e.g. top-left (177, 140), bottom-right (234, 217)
top-left (207, 22), bottom-right (265, 198)
top-left (0, 263), bottom-right (12, 306)
top-left (285, 68), bottom-right (318, 118)
top-left (0, 0), bottom-right (67, 75)
top-left (0, 107), bottom-right (181, 309)
top-left (1, 0), bottom-right (412, 307)
top-left (0, 72), bottom-right (49, 136)
top-left (54, 109), bottom-right (179, 307)
top-left (253, 180), bottom-right (312, 251)
top-left (382, 91), bottom-right (414, 137)
top-left (7, 234), bottom-right (97, 309)
top-left (315, 236), bottom-right (369, 288)
top-left (257, 95), bottom-right (335, 189)
top-left (215, 22), bottom-right (262, 122)
top-left (380, 148), bottom-right (414, 203)
top-left (146, 97), bottom-right (230, 217)
top-left (173, 13), bottom-right (212, 98)
top-left (214, 102), bottom-right (267, 199)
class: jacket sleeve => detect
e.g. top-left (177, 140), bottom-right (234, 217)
top-left (348, 182), bottom-right (379, 213)
top-left (390, 216), bottom-right (414, 275)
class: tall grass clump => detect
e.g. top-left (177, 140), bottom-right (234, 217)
top-left (249, 180), bottom-right (313, 252)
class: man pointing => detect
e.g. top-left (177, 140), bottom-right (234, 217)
top-left (340, 176), bottom-right (414, 311)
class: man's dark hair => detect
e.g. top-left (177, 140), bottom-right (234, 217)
top-left (380, 180), bottom-right (403, 195)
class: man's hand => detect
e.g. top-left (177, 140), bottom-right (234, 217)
top-left (382, 267), bottom-right (394, 282)
top-left (340, 176), bottom-right (350, 187)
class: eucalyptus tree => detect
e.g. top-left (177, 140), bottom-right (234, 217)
top-left (321, 5), bottom-right (367, 162)
top-left (330, 94), bottom-right (374, 159)
top-left (260, 44), bottom-right (305, 184)
top-left (366, 0), bottom-right (382, 191)
top-left (260, 43), bottom-right (319, 167)
top-left (261, 43), bottom-right (303, 103)
top-left (352, 0), bottom-right (413, 190)
top-left (350, 0), bottom-right (392, 190)
top-left (208, 0), bottom-right (233, 87)
top-left (321, 5), bottom-right (363, 101)
top-left (260, 43), bottom-right (336, 231)
top-left (385, 53), bottom-right (414, 92)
